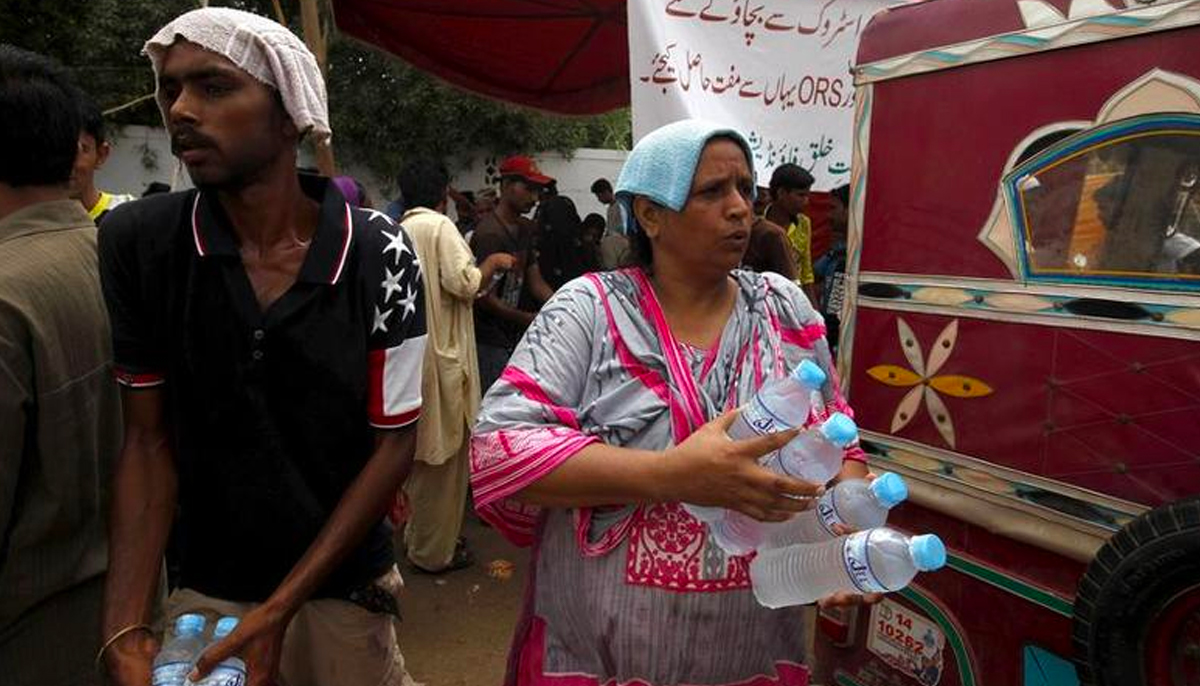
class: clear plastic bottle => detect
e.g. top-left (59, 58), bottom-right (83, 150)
top-left (684, 359), bottom-right (827, 526)
top-left (152, 614), bottom-right (207, 686)
top-left (187, 616), bottom-right (246, 686)
top-left (765, 412), bottom-right (859, 484)
top-left (761, 472), bottom-right (909, 549)
top-left (750, 527), bottom-right (946, 609)
top-left (706, 413), bottom-right (858, 555)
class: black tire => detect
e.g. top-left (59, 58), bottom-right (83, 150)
top-left (1073, 496), bottom-right (1200, 686)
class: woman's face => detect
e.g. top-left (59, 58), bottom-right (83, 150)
top-left (648, 138), bottom-right (754, 275)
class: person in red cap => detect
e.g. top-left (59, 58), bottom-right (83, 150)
top-left (471, 155), bottom-right (555, 392)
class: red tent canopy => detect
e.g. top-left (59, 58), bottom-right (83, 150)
top-left (332, 0), bottom-right (631, 115)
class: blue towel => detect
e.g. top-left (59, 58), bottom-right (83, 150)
top-left (614, 119), bottom-right (756, 235)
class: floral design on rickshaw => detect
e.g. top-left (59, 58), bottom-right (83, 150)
top-left (867, 318), bottom-right (993, 448)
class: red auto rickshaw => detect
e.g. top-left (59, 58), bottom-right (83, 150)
top-left (816, 0), bottom-right (1200, 684)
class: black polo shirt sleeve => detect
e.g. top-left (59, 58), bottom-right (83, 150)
top-left (361, 211), bottom-right (427, 429)
top-left (97, 199), bottom-right (166, 388)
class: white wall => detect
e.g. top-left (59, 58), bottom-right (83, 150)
top-left (96, 126), bottom-right (627, 223)
top-left (95, 125), bottom-right (191, 196)
top-left (450, 148), bottom-right (628, 221)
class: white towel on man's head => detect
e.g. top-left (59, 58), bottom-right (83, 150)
top-left (144, 7), bottom-right (331, 144)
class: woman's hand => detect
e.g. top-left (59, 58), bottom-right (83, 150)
top-left (661, 410), bottom-right (824, 522)
top-left (818, 591), bottom-right (884, 608)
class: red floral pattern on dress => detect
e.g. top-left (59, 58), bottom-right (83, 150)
top-left (626, 502), bottom-right (751, 591)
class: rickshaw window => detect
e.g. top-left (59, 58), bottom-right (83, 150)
top-left (1007, 114), bottom-right (1200, 290)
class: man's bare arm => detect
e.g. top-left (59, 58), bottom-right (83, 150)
top-left (102, 388), bottom-right (178, 685)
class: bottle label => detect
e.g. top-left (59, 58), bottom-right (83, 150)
top-left (196, 664), bottom-right (247, 686)
top-left (734, 395), bottom-right (789, 468)
top-left (816, 490), bottom-right (845, 536)
top-left (842, 530), bottom-right (886, 593)
top-left (152, 662), bottom-right (191, 686)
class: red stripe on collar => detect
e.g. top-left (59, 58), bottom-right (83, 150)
top-left (190, 194), bottom-right (206, 256)
top-left (329, 202), bottom-right (353, 284)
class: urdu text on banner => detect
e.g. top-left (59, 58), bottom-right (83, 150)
top-left (629, 0), bottom-right (890, 191)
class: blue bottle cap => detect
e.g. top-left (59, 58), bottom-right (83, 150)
top-left (910, 534), bottom-right (947, 571)
top-left (175, 613), bottom-right (206, 636)
top-left (214, 616), bottom-right (240, 639)
top-left (869, 472), bottom-right (909, 508)
top-left (819, 412), bottom-right (858, 447)
top-left (791, 359), bottom-right (827, 389)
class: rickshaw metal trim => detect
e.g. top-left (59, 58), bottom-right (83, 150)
top-left (863, 430), bottom-right (1145, 546)
top-left (853, 0), bottom-right (1200, 85)
top-left (943, 554), bottom-right (1075, 617)
top-left (853, 273), bottom-right (1200, 342)
top-left (837, 83), bottom-right (874, 389)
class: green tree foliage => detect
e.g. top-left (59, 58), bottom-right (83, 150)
top-left (0, 0), bottom-right (630, 178)
top-left (327, 38), bottom-right (630, 179)
top-left (0, 0), bottom-right (198, 121)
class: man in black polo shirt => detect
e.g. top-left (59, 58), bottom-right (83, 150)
top-left (97, 9), bottom-right (425, 686)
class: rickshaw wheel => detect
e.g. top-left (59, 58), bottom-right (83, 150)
top-left (1073, 496), bottom-right (1200, 686)
top-left (1146, 585), bottom-right (1200, 686)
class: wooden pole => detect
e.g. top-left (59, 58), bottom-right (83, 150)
top-left (299, 0), bottom-right (337, 176)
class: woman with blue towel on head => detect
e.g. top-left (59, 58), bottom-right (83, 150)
top-left (469, 120), bottom-right (870, 686)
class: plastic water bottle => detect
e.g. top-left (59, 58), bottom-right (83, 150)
top-left (685, 359), bottom-right (827, 527)
top-left (705, 413), bottom-right (858, 555)
top-left (152, 614), bottom-right (207, 686)
top-left (766, 412), bottom-right (859, 483)
top-left (187, 616), bottom-right (246, 686)
top-left (762, 473), bottom-right (909, 549)
top-left (750, 527), bottom-right (946, 609)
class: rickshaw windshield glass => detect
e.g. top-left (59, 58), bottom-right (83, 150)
top-left (1014, 126), bottom-right (1200, 284)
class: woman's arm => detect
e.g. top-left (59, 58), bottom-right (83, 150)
top-left (517, 412), bottom-right (824, 522)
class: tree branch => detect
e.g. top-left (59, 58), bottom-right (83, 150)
top-left (103, 93), bottom-right (156, 117)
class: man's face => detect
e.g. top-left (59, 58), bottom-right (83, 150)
top-left (830, 196), bottom-right (849, 235)
top-left (502, 178), bottom-right (540, 214)
top-left (774, 186), bottom-right (811, 219)
top-left (69, 132), bottom-right (108, 199)
top-left (455, 198), bottom-right (476, 222)
top-left (594, 189), bottom-right (614, 205)
top-left (156, 41), bottom-right (294, 189)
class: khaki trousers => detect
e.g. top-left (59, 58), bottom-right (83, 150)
top-left (403, 442), bottom-right (469, 571)
top-left (163, 569), bottom-right (418, 686)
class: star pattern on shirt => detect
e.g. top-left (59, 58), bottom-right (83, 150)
top-left (373, 222), bottom-right (422, 339)
top-left (381, 266), bottom-right (405, 303)
top-left (362, 208), bottom-right (395, 225)
top-left (372, 305), bottom-right (394, 334)
top-left (381, 229), bottom-right (411, 265)
top-left (396, 282), bottom-right (419, 321)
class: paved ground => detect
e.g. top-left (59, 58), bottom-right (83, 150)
top-left (397, 514), bottom-right (529, 686)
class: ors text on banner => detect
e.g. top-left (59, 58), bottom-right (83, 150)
top-left (629, 0), bottom-right (890, 190)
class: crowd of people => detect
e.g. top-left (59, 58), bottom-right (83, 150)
top-left (1, 7), bottom-right (866, 686)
